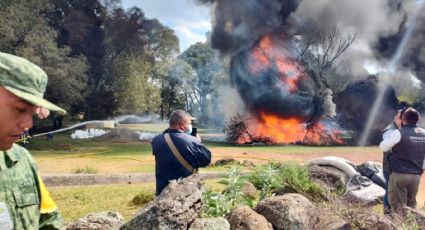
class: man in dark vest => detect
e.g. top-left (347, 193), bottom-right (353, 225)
top-left (151, 110), bottom-right (211, 196)
top-left (379, 107), bottom-right (425, 214)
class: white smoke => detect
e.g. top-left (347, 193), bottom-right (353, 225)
top-left (292, 0), bottom-right (405, 77)
top-left (217, 85), bottom-right (248, 120)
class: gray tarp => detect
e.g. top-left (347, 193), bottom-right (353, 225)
top-left (306, 157), bottom-right (385, 205)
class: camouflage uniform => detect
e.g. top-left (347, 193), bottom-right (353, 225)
top-left (0, 52), bottom-right (66, 229)
top-left (0, 144), bottom-right (64, 230)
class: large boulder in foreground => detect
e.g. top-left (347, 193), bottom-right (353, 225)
top-left (316, 212), bottom-right (351, 230)
top-left (188, 217), bottom-right (230, 230)
top-left (403, 207), bottom-right (425, 228)
top-left (255, 193), bottom-right (317, 230)
top-left (67, 211), bottom-right (123, 230)
top-left (120, 175), bottom-right (203, 230)
top-left (225, 206), bottom-right (272, 230)
top-left (309, 165), bottom-right (348, 193)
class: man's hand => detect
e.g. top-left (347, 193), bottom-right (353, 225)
top-left (35, 107), bottom-right (50, 119)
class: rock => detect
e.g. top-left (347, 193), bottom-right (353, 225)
top-left (360, 213), bottom-right (396, 230)
top-left (316, 213), bottom-right (351, 230)
top-left (241, 160), bottom-right (255, 168)
top-left (225, 206), bottom-right (272, 230)
top-left (309, 165), bottom-right (348, 193)
top-left (404, 207), bottom-right (425, 228)
top-left (214, 158), bottom-right (239, 166)
top-left (255, 193), bottom-right (318, 230)
top-left (274, 186), bottom-right (298, 196)
top-left (241, 182), bottom-right (257, 199)
top-left (188, 217), bottom-right (230, 230)
top-left (341, 208), bottom-right (395, 230)
top-left (67, 211), bottom-right (123, 230)
top-left (120, 175), bottom-right (203, 230)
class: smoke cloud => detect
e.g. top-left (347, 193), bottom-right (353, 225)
top-left (197, 0), bottom-right (425, 134)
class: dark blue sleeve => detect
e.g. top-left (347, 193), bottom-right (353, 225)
top-left (173, 134), bottom-right (212, 168)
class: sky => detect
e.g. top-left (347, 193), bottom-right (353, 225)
top-left (121, 0), bottom-right (211, 52)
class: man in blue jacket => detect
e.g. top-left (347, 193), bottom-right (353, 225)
top-left (152, 110), bottom-right (211, 196)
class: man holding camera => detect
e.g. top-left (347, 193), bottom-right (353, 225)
top-left (151, 110), bottom-right (211, 196)
top-left (380, 107), bottom-right (425, 214)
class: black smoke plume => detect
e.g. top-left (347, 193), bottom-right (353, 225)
top-left (197, 0), bottom-right (333, 123)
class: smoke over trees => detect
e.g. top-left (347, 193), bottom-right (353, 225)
top-left (180, 42), bottom-right (228, 124)
top-left (194, 0), bottom-right (425, 144)
top-left (2, 0), bottom-right (425, 141)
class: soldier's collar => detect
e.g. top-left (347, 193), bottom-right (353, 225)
top-left (4, 147), bottom-right (19, 164)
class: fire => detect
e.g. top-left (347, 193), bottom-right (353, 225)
top-left (234, 34), bottom-right (342, 145)
top-left (253, 112), bottom-right (342, 144)
top-left (255, 113), bottom-right (307, 143)
top-left (248, 35), bottom-right (305, 93)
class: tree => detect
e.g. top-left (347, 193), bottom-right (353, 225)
top-left (47, 0), bottom-right (109, 118)
top-left (0, 0), bottom-right (89, 112)
top-left (112, 54), bottom-right (160, 114)
top-left (103, 6), bottom-right (179, 115)
top-left (159, 59), bottom-right (197, 119)
top-left (180, 42), bottom-right (228, 124)
top-left (295, 24), bottom-right (357, 94)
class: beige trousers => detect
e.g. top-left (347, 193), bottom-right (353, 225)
top-left (388, 172), bottom-right (421, 213)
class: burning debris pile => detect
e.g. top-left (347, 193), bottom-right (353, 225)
top-left (201, 0), bottom-right (341, 144)
top-left (200, 0), bottom-right (425, 145)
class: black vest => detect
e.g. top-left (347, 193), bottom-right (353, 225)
top-left (390, 125), bottom-right (425, 175)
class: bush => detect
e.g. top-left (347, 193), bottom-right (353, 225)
top-left (249, 162), bottom-right (326, 201)
top-left (71, 165), bottom-right (98, 174)
top-left (202, 167), bottom-right (256, 217)
top-left (129, 192), bottom-right (155, 207)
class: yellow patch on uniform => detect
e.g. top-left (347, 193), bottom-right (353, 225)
top-left (38, 175), bottom-right (57, 214)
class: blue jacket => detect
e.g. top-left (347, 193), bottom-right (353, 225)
top-left (152, 129), bottom-right (211, 195)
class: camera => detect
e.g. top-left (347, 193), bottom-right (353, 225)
top-left (191, 118), bottom-right (198, 137)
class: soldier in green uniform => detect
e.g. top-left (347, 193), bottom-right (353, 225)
top-left (0, 52), bottom-right (65, 229)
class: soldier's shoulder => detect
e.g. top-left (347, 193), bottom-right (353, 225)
top-left (10, 143), bottom-right (30, 154)
top-left (10, 144), bottom-right (36, 163)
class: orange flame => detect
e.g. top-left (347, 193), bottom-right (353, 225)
top-left (242, 35), bottom-right (342, 145)
top-left (251, 113), bottom-right (342, 144)
top-left (254, 113), bottom-right (307, 143)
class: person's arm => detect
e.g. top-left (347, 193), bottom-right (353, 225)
top-left (181, 136), bottom-right (212, 168)
top-left (191, 143), bottom-right (212, 168)
top-left (379, 129), bottom-right (401, 152)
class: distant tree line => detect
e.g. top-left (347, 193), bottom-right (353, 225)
top-left (0, 0), bottom-right (227, 124)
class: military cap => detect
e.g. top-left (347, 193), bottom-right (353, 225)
top-left (0, 52), bottom-right (66, 115)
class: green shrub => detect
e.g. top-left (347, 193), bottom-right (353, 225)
top-left (248, 162), bottom-right (326, 202)
top-left (129, 192), bottom-right (155, 207)
top-left (71, 165), bottom-right (98, 174)
top-left (202, 167), bottom-right (256, 217)
top-left (248, 163), bottom-right (281, 199)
